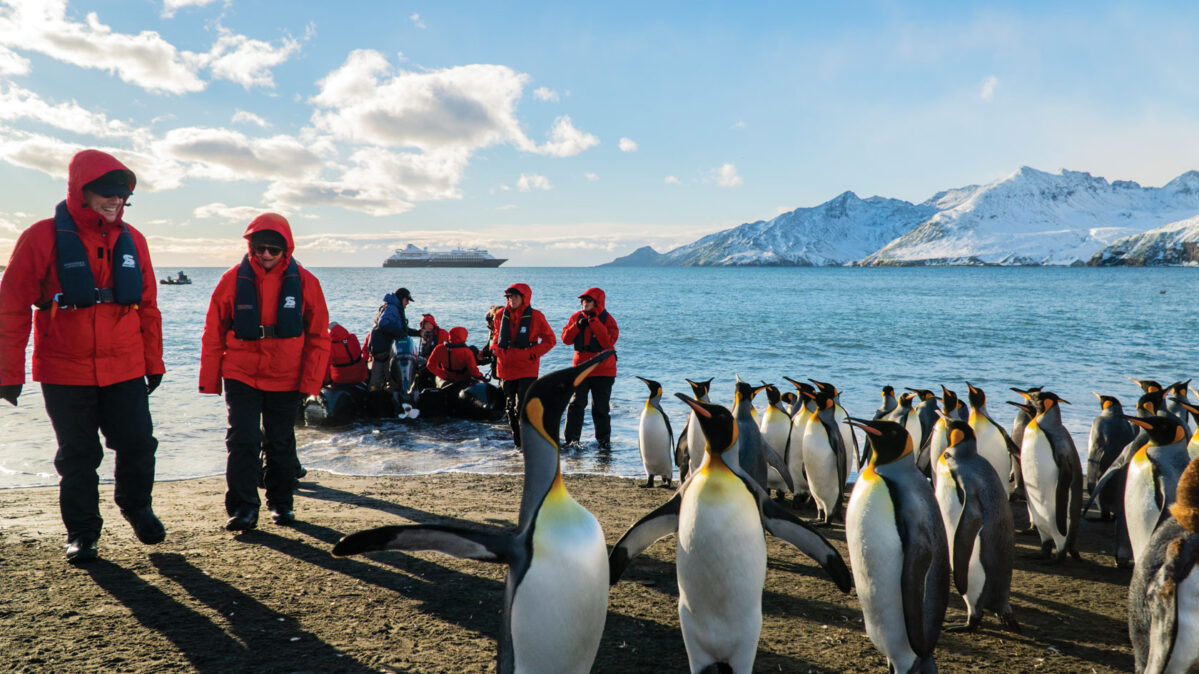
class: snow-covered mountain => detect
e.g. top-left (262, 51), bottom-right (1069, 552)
top-left (1087, 214), bottom-right (1199, 266)
top-left (601, 167), bottom-right (1199, 267)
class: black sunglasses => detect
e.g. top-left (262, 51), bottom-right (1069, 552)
top-left (254, 245), bottom-right (283, 256)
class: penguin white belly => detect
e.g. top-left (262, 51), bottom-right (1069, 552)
top-left (510, 497), bottom-right (609, 674)
top-left (802, 423), bottom-right (840, 518)
top-left (786, 415), bottom-right (810, 495)
top-left (677, 471), bottom-right (767, 672)
top-left (847, 474), bottom-right (919, 673)
top-left (928, 422), bottom-right (948, 484)
top-left (964, 533), bottom-right (985, 614)
top-left (687, 414), bottom-right (706, 474)
top-left (933, 458), bottom-right (962, 563)
top-left (972, 420), bottom-right (1012, 493)
top-left (834, 404), bottom-right (857, 464)
top-left (1162, 569), bottom-right (1199, 674)
top-left (1124, 454), bottom-right (1160, 561)
top-left (1021, 428), bottom-right (1062, 549)
top-left (904, 417), bottom-right (922, 464)
top-left (761, 410), bottom-right (790, 491)
top-left (1188, 434), bottom-right (1199, 460)
top-left (639, 408), bottom-right (673, 477)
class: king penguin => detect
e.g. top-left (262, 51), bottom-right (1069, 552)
top-left (874, 385), bottom-right (898, 421)
top-left (783, 377), bottom-right (816, 507)
top-left (884, 392), bottom-right (923, 467)
top-left (932, 415), bottom-right (1019, 632)
top-left (844, 417), bottom-right (949, 674)
top-left (965, 382), bottom-right (1021, 501)
top-left (609, 394), bottom-right (852, 674)
top-left (759, 384), bottom-right (793, 497)
top-left (906, 388), bottom-right (941, 476)
top-left (1087, 393), bottom-right (1136, 521)
top-left (927, 386), bottom-right (968, 485)
top-left (1011, 391), bottom-right (1082, 562)
top-left (675, 378), bottom-right (713, 482)
top-left (732, 381), bottom-right (793, 493)
top-left (1113, 414), bottom-right (1191, 562)
top-left (636, 376), bottom-right (675, 488)
top-left (1173, 398), bottom-right (1199, 460)
top-left (332, 352), bottom-right (615, 674)
top-left (1129, 455), bottom-right (1199, 674)
top-left (802, 389), bottom-right (848, 525)
top-left (1165, 380), bottom-right (1194, 437)
top-left (811, 379), bottom-right (861, 468)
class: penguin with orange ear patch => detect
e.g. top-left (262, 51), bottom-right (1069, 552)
top-left (1117, 414), bottom-right (1191, 562)
top-left (1012, 391), bottom-right (1082, 562)
top-left (1129, 456), bottom-right (1199, 674)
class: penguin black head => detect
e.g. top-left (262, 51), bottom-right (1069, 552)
top-left (965, 381), bottom-right (986, 409)
top-left (784, 376), bottom-right (816, 398)
top-left (733, 380), bottom-right (757, 405)
top-left (897, 392), bottom-right (914, 409)
top-left (1168, 379), bottom-right (1192, 397)
top-left (1122, 414), bottom-right (1186, 447)
top-left (675, 393), bottom-right (737, 459)
top-left (905, 387), bottom-right (935, 401)
top-left (809, 379), bottom-right (837, 396)
top-left (1010, 386), bottom-right (1044, 399)
top-left (1006, 400), bottom-right (1035, 417)
top-left (1032, 391), bottom-right (1069, 414)
top-left (780, 391), bottom-right (797, 406)
top-left (936, 412), bottom-right (976, 449)
top-left (685, 378), bottom-right (713, 398)
top-left (522, 350), bottom-right (614, 446)
top-left (940, 385), bottom-right (960, 411)
top-left (881, 385), bottom-right (895, 397)
top-left (1172, 398), bottom-right (1199, 426)
top-left (636, 376), bottom-right (663, 398)
top-left (845, 417), bottom-right (911, 466)
top-left (1136, 389), bottom-right (1165, 416)
top-left (763, 384), bottom-right (781, 406)
top-left (1130, 377), bottom-right (1163, 393)
top-left (1092, 392), bottom-right (1122, 412)
top-left (1170, 457), bottom-right (1199, 534)
top-left (812, 390), bottom-right (835, 413)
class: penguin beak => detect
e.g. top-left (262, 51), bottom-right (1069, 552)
top-left (1120, 415), bottom-right (1153, 431)
top-left (844, 416), bottom-right (882, 437)
top-left (675, 393), bottom-right (711, 418)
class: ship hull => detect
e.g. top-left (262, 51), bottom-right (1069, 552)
top-left (383, 259), bottom-right (507, 268)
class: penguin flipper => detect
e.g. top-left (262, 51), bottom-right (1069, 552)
top-left (609, 492), bottom-right (682, 585)
top-left (675, 424), bottom-right (690, 478)
top-left (764, 443), bottom-right (795, 493)
top-left (949, 470), bottom-right (983, 596)
top-left (883, 475), bottom-right (944, 660)
top-left (332, 524), bottom-right (513, 562)
top-left (1083, 441), bottom-right (1139, 515)
top-left (757, 495), bottom-right (852, 592)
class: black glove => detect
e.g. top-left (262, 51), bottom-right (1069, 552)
top-left (146, 374), bottom-right (163, 395)
top-left (0, 384), bottom-right (20, 406)
top-left (576, 315), bottom-right (588, 330)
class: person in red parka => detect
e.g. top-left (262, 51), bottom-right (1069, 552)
top-left (560, 287), bottom-right (619, 449)
top-left (0, 149), bottom-right (166, 563)
top-left (492, 283), bottom-right (556, 447)
top-left (325, 322), bottom-right (367, 385)
top-left (427, 326), bottom-right (484, 384)
top-left (199, 213), bottom-right (330, 531)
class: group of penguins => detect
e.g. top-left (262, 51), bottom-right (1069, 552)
top-left (327, 351), bottom-right (1199, 674)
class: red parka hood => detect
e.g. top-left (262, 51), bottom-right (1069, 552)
top-left (242, 212), bottom-right (296, 262)
top-left (449, 326), bottom-right (468, 343)
top-left (578, 287), bottom-right (606, 312)
top-left (329, 323), bottom-right (351, 342)
top-left (505, 282), bottom-right (532, 308)
top-left (67, 150), bottom-right (136, 227)
top-left (421, 313), bottom-right (439, 329)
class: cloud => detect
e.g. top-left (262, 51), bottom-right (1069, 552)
top-left (618, 137), bottom-right (638, 152)
top-left (162, 0), bottom-right (222, 18)
top-left (0, 83), bottom-right (142, 139)
top-left (232, 109), bottom-right (269, 128)
top-left (200, 28), bottom-right (302, 90)
top-left (714, 163), bottom-right (742, 187)
top-left (263, 178), bottom-right (413, 217)
top-left (665, 175), bottom-right (681, 185)
top-left (517, 173), bottom-right (551, 191)
top-left (157, 126), bottom-right (324, 181)
top-left (530, 115), bottom-right (598, 157)
top-left (409, 13), bottom-right (426, 29)
top-left (533, 86), bottom-right (559, 102)
top-left (585, 172), bottom-right (598, 182)
top-left (980, 75), bottom-right (999, 102)
top-left (496, 204), bottom-right (517, 211)
top-left (194, 202), bottom-right (273, 222)
top-left (731, 120), bottom-right (747, 130)
top-left (0, 45), bottom-right (28, 74)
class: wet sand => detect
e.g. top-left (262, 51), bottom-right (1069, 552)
top-left (0, 471), bottom-right (1134, 672)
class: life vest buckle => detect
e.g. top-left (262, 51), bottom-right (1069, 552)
top-left (258, 325), bottom-right (278, 339)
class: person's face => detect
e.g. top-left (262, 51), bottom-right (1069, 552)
top-left (83, 189), bottom-right (125, 224)
top-left (401, 297), bottom-right (411, 307)
top-left (580, 297), bottom-right (596, 312)
top-left (253, 242), bottom-right (284, 270)
top-left (506, 293), bottom-right (522, 309)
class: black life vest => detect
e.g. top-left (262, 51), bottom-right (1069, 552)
top-left (232, 255), bottom-right (303, 340)
top-left (444, 343), bottom-right (469, 375)
top-left (573, 310), bottom-right (610, 353)
top-left (496, 305), bottom-right (533, 349)
top-left (54, 200), bottom-right (142, 308)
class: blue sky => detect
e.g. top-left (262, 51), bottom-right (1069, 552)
top-left (0, 1), bottom-right (1196, 266)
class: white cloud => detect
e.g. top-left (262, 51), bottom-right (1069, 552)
top-left (162, 0), bottom-right (222, 18)
top-left (200, 28), bottom-right (302, 90)
top-left (194, 202), bottom-right (273, 222)
top-left (585, 172), bottom-right (598, 182)
top-left (618, 137), bottom-right (638, 152)
top-left (157, 126), bottom-right (324, 181)
top-left (232, 109), bottom-right (269, 128)
top-left (517, 173), bottom-right (551, 191)
top-left (0, 83), bottom-right (141, 139)
top-left (409, 13), bottom-right (426, 29)
top-left (533, 86), bottom-right (559, 102)
top-left (731, 120), bottom-right (747, 130)
top-left (714, 163), bottom-right (742, 187)
top-left (339, 146), bottom-right (468, 203)
top-left (665, 175), bottom-right (681, 185)
top-left (0, 45), bottom-right (28, 74)
top-left (531, 115), bottom-right (598, 157)
top-left (0, 129), bottom-right (187, 191)
top-left (980, 75), bottom-right (999, 102)
top-left (264, 178), bottom-right (412, 217)
top-left (497, 204), bottom-right (517, 211)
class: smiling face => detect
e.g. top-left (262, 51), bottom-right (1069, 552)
top-left (83, 189), bottom-right (124, 224)
top-left (254, 243), bottom-right (283, 270)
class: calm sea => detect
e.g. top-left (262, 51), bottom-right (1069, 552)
top-left (1, 265), bottom-right (1195, 489)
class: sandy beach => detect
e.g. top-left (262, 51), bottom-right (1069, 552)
top-left (0, 470), bottom-right (1135, 673)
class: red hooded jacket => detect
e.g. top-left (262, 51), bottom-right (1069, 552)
top-left (198, 214), bottom-right (330, 396)
top-left (326, 323), bottom-right (367, 385)
top-left (491, 282), bottom-right (556, 381)
top-left (0, 150), bottom-right (164, 387)
top-left (560, 286), bottom-right (618, 377)
top-left (427, 326), bottom-right (483, 383)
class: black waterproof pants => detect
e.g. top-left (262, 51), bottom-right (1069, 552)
top-left (564, 376), bottom-right (615, 444)
top-left (224, 379), bottom-right (299, 515)
top-left (502, 377), bottom-right (534, 447)
top-left (42, 377), bottom-right (157, 540)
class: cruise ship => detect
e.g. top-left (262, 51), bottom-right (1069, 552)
top-left (383, 244), bottom-right (508, 268)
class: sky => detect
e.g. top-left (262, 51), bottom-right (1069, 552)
top-left (0, 1), bottom-right (1197, 267)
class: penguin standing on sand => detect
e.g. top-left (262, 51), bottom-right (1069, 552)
top-left (873, 385), bottom-right (898, 420)
top-left (965, 382), bottom-right (1020, 500)
top-left (1088, 394), bottom-right (1136, 521)
top-left (1011, 391), bottom-right (1082, 561)
top-left (783, 377), bottom-right (816, 506)
top-left (759, 384), bottom-right (792, 497)
top-left (932, 416), bottom-right (1019, 632)
top-left (636, 376), bottom-right (674, 488)
top-left (927, 386), bottom-right (967, 485)
top-left (907, 388), bottom-right (941, 475)
top-left (732, 381), bottom-right (793, 493)
top-left (332, 353), bottom-right (615, 674)
top-left (1129, 455), bottom-right (1199, 674)
top-left (675, 378), bottom-right (713, 482)
top-left (884, 392), bottom-right (923, 465)
top-left (844, 417), bottom-right (949, 674)
top-left (802, 390), bottom-right (848, 525)
top-left (609, 395), bottom-right (852, 674)
top-left (811, 379), bottom-right (860, 468)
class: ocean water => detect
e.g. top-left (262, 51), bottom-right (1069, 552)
top-left (1, 265), bottom-right (1195, 489)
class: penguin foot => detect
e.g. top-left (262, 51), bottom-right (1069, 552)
top-left (1069, 548), bottom-right (1082, 561)
top-left (658, 480), bottom-right (673, 489)
top-left (639, 479), bottom-right (653, 489)
top-left (1016, 526), bottom-right (1038, 536)
top-left (998, 613), bottom-right (1022, 634)
top-left (1116, 559), bottom-right (1134, 570)
top-left (944, 620), bottom-right (979, 633)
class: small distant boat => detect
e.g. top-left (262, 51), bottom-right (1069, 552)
top-left (160, 271), bottom-right (192, 285)
top-left (383, 244), bottom-right (507, 268)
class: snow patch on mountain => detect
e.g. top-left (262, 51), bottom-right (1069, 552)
top-left (1087, 213), bottom-right (1199, 266)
